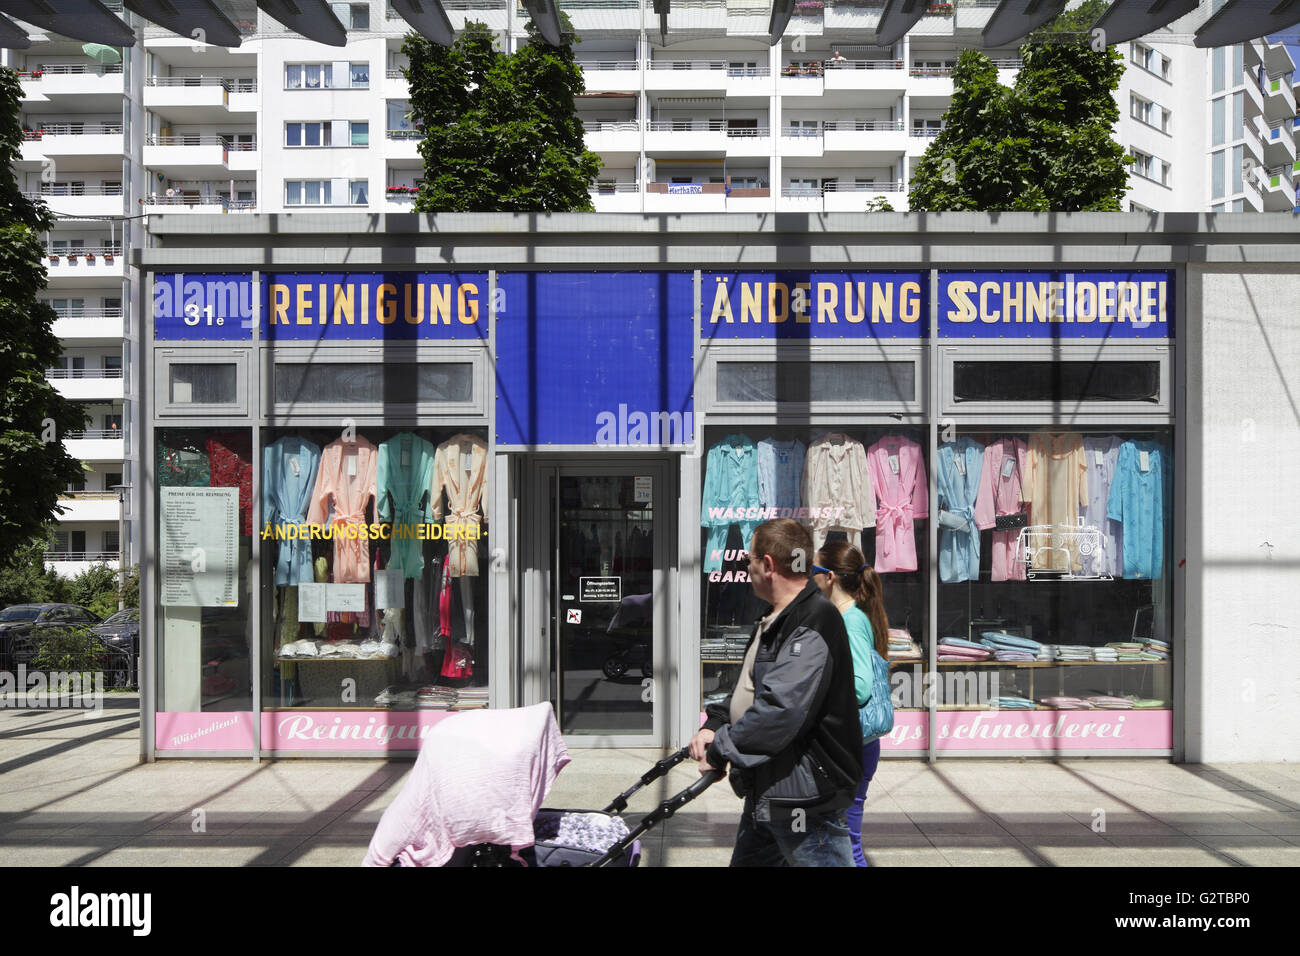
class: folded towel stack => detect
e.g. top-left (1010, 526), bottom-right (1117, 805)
top-left (937, 637), bottom-right (992, 663)
top-left (1106, 641), bottom-right (1145, 661)
top-left (1126, 697), bottom-right (1166, 709)
top-left (889, 630), bottom-right (923, 661)
top-left (994, 649), bottom-right (1036, 662)
top-left (1092, 646), bottom-right (1119, 662)
top-left (1141, 638), bottom-right (1170, 660)
top-left (1087, 695), bottom-right (1134, 710)
top-left (1040, 696), bottom-right (1093, 709)
top-left (1035, 644), bottom-right (1056, 661)
top-left (993, 695), bottom-right (1035, 709)
top-left (1051, 645), bottom-right (1093, 662)
top-left (979, 631), bottom-right (1042, 652)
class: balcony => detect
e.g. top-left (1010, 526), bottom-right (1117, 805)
top-left (145, 76), bottom-right (259, 121)
top-left (725, 125), bottom-right (771, 158)
top-left (46, 367), bottom-right (125, 401)
top-left (48, 555), bottom-right (120, 578)
top-left (385, 128), bottom-right (423, 167)
top-left (908, 65), bottom-right (954, 104)
top-left (19, 64), bottom-right (124, 109)
top-left (726, 65), bottom-right (771, 98)
top-left (579, 60), bottom-right (639, 93)
top-left (385, 68), bottom-right (410, 97)
top-left (955, 0), bottom-right (1000, 31)
top-left (779, 63), bottom-right (825, 98)
top-left (54, 492), bottom-right (121, 523)
top-left (65, 430), bottom-right (126, 462)
top-left (27, 124), bottom-right (124, 170)
top-left (1259, 166), bottom-right (1296, 211)
top-left (781, 128), bottom-right (824, 158)
top-left (145, 134), bottom-right (256, 178)
top-left (23, 186), bottom-right (125, 218)
top-left (52, 310), bottom-right (124, 342)
top-left (907, 125), bottom-right (944, 155)
top-left (779, 181), bottom-right (906, 212)
top-left (1262, 73), bottom-right (1296, 125)
top-left (666, 0), bottom-right (728, 30)
top-left (582, 120), bottom-right (640, 157)
top-left (1259, 118), bottom-right (1296, 167)
top-left (43, 248), bottom-right (125, 285)
top-left (142, 194), bottom-right (257, 214)
top-left (385, 186), bottom-right (420, 209)
top-left (645, 120), bottom-right (728, 154)
top-left (588, 181), bottom-right (641, 212)
top-left (824, 0), bottom-right (886, 29)
top-left (645, 59), bottom-right (727, 94)
top-left (822, 119), bottom-right (906, 158)
top-left (644, 182), bottom-right (728, 212)
top-left (823, 59), bottom-right (907, 94)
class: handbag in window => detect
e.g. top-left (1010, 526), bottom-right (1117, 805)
top-left (994, 510), bottom-right (1028, 531)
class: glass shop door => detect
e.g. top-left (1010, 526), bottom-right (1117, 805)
top-left (528, 460), bottom-right (668, 745)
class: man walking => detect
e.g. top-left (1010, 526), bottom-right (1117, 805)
top-left (689, 518), bottom-right (863, 866)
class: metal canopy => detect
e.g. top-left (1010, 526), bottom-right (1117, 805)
top-left (1195, 0), bottom-right (1300, 47)
top-left (1090, 0), bottom-right (1199, 47)
top-left (875, 0), bottom-right (929, 48)
top-left (521, 0), bottom-right (562, 46)
top-left (982, 0), bottom-right (1068, 48)
top-left (123, 0), bottom-right (243, 48)
top-left (255, 0), bottom-right (345, 46)
top-left (389, 0), bottom-right (453, 46)
top-left (0, 10), bottom-right (30, 47)
top-left (0, 0), bottom-right (137, 44)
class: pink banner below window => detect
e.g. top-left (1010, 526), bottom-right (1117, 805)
top-left (881, 710), bottom-right (1172, 752)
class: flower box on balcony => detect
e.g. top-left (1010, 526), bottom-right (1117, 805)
top-left (83, 254), bottom-right (96, 263)
top-left (925, 2), bottom-right (953, 13)
top-left (104, 254), bottom-right (115, 263)
top-left (48, 254), bottom-right (60, 262)
top-left (386, 186), bottom-right (419, 195)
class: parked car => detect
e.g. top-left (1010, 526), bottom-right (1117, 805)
top-left (0, 604), bottom-right (102, 668)
top-left (92, 607), bottom-right (139, 658)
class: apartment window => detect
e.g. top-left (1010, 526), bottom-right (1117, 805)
top-left (350, 121), bottom-right (369, 146)
top-left (728, 60), bottom-right (758, 77)
top-left (104, 355), bottom-right (122, 373)
top-left (286, 180), bottom-right (332, 205)
top-left (350, 62), bottom-right (370, 88)
top-left (1233, 92), bottom-right (1243, 140)
top-left (1213, 47), bottom-right (1225, 93)
top-left (103, 530), bottom-right (120, 554)
top-left (286, 63), bottom-right (333, 89)
top-left (349, 180), bottom-right (369, 205)
top-left (49, 298), bottom-right (85, 314)
top-left (286, 121), bottom-right (331, 147)
top-left (104, 297), bottom-right (121, 313)
top-left (1212, 150), bottom-right (1225, 199)
top-left (855, 177), bottom-right (876, 188)
top-left (1212, 97), bottom-right (1225, 146)
top-left (331, 2), bottom-right (370, 29)
top-left (103, 180), bottom-right (121, 195)
top-left (1131, 42), bottom-right (1169, 80)
top-left (1232, 144), bottom-right (1243, 193)
top-left (1233, 44), bottom-right (1243, 87)
top-left (788, 119), bottom-right (819, 136)
top-left (912, 118), bottom-right (941, 132)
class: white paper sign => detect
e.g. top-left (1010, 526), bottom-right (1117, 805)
top-left (634, 476), bottom-right (652, 504)
top-left (327, 583), bottom-right (366, 612)
top-left (297, 583), bottom-right (326, 622)
top-left (374, 569), bottom-right (405, 610)
top-left (160, 487), bottom-right (239, 607)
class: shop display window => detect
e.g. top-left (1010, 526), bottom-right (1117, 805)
top-left (261, 426), bottom-right (490, 712)
top-left (155, 427), bottom-right (253, 712)
top-left (933, 426), bottom-right (1173, 717)
top-left (698, 425), bottom-right (929, 714)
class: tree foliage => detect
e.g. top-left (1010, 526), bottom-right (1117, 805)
top-left (403, 20), bottom-right (602, 212)
top-left (0, 68), bottom-right (88, 556)
top-left (908, 33), bottom-right (1129, 212)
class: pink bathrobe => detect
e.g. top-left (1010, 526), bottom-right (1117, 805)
top-left (362, 704), bottom-right (570, 867)
top-left (866, 436), bottom-right (928, 573)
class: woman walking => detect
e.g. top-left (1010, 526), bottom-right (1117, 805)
top-left (813, 540), bottom-right (889, 867)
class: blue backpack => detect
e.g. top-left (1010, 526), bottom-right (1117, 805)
top-left (859, 648), bottom-right (895, 743)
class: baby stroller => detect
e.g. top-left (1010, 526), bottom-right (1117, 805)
top-left (363, 703), bottom-right (723, 867)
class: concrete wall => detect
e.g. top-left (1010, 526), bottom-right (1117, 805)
top-left (1186, 267), bottom-right (1300, 761)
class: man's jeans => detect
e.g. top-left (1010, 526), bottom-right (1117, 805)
top-left (729, 795), bottom-right (854, 867)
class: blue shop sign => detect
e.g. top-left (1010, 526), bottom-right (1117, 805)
top-left (703, 271), bottom-right (927, 339)
top-left (153, 273), bottom-right (256, 340)
top-left (938, 271), bottom-right (1174, 339)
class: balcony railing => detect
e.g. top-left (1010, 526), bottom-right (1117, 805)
top-left (146, 76), bottom-right (257, 92)
top-left (648, 120), bottom-right (730, 131)
top-left (649, 60), bottom-right (727, 70)
top-left (25, 186), bottom-right (123, 199)
top-left (53, 309), bottom-right (123, 319)
top-left (46, 552), bottom-right (120, 563)
top-left (910, 66), bottom-right (953, 77)
top-left (910, 126), bottom-right (944, 137)
top-left (590, 182), bottom-right (639, 193)
top-left (440, 0), bottom-right (506, 8)
top-left (46, 368), bottom-right (125, 379)
top-left (146, 134), bottom-right (257, 149)
top-left (583, 121), bottom-right (640, 132)
top-left (44, 247), bottom-right (122, 259)
top-left (782, 181), bottom-right (905, 196)
top-left (143, 194), bottom-right (258, 210)
top-left (387, 69), bottom-right (406, 79)
top-left (824, 59), bottom-right (904, 71)
top-left (66, 429), bottom-right (124, 439)
top-left (26, 64), bottom-right (124, 76)
top-left (581, 60), bottom-right (640, 71)
top-left (386, 128), bottom-right (424, 139)
top-left (58, 491), bottom-right (120, 501)
top-left (36, 124), bottom-right (123, 135)
top-left (726, 126), bottom-right (771, 137)
top-left (823, 120), bottom-right (904, 131)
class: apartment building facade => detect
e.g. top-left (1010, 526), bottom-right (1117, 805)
top-left (2, 1), bottom-right (1296, 576)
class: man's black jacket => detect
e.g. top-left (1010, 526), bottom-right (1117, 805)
top-left (704, 580), bottom-right (864, 821)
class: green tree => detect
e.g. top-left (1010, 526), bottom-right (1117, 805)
top-left (0, 68), bottom-right (88, 557)
top-left (0, 530), bottom-right (67, 608)
top-left (403, 20), bottom-right (602, 212)
top-left (909, 30), bottom-right (1129, 212)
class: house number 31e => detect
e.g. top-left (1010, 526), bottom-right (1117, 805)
top-left (184, 303), bottom-right (225, 326)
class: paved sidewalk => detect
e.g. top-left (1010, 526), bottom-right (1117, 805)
top-left (1, 696), bottom-right (1297, 866)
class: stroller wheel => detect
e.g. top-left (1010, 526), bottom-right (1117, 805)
top-left (602, 657), bottom-right (628, 679)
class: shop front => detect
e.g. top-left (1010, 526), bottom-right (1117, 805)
top-left (134, 214), bottom-right (1297, 762)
